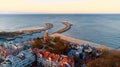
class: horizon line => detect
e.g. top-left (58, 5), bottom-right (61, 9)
top-left (0, 13), bottom-right (120, 14)
top-left (0, 11), bottom-right (120, 14)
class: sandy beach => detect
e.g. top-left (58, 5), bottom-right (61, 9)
top-left (50, 33), bottom-right (102, 48)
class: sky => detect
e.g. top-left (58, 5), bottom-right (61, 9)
top-left (0, 0), bottom-right (120, 14)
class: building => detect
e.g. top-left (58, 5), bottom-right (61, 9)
top-left (0, 46), bottom-right (17, 60)
top-left (68, 43), bottom-right (102, 64)
top-left (33, 48), bottom-right (74, 67)
top-left (0, 41), bottom-right (32, 60)
top-left (2, 41), bottom-right (31, 50)
top-left (43, 30), bottom-right (49, 43)
top-left (1, 50), bottom-right (35, 67)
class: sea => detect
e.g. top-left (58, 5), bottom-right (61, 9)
top-left (0, 14), bottom-right (120, 49)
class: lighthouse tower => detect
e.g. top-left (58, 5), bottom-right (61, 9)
top-left (43, 30), bottom-right (49, 43)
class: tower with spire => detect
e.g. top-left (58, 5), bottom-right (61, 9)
top-left (43, 30), bottom-right (49, 43)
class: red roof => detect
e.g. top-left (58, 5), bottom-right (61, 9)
top-left (68, 57), bottom-right (74, 67)
top-left (58, 64), bottom-right (67, 67)
top-left (42, 51), bottom-right (50, 58)
top-left (47, 53), bottom-right (54, 60)
top-left (52, 54), bottom-right (60, 61)
top-left (33, 48), bottom-right (75, 67)
top-left (61, 57), bottom-right (68, 63)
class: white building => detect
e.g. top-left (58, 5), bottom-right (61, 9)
top-left (1, 50), bottom-right (35, 67)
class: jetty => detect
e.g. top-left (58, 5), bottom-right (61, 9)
top-left (0, 23), bottom-right (53, 39)
top-left (53, 21), bottom-right (72, 33)
top-left (44, 23), bottom-right (53, 30)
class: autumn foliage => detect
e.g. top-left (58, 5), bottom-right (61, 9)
top-left (87, 49), bottom-right (120, 67)
top-left (32, 37), bottom-right (71, 55)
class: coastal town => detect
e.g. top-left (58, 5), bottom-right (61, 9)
top-left (0, 29), bottom-right (104, 67)
top-left (1, 0), bottom-right (120, 67)
top-left (0, 22), bottom-right (119, 67)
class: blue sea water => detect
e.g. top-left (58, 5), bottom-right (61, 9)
top-left (0, 14), bottom-right (120, 49)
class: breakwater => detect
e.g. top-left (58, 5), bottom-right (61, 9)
top-left (53, 21), bottom-right (72, 33)
top-left (0, 23), bottom-right (53, 39)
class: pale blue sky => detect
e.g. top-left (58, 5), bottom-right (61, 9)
top-left (0, 0), bottom-right (120, 13)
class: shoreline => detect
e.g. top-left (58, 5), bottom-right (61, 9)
top-left (0, 22), bottom-right (112, 49)
top-left (50, 33), bottom-right (105, 48)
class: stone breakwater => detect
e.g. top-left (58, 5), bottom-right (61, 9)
top-left (53, 21), bottom-right (72, 33)
top-left (0, 21), bottom-right (71, 39)
top-left (0, 23), bottom-right (53, 39)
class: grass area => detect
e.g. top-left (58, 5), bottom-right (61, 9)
top-left (87, 49), bottom-right (120, 67)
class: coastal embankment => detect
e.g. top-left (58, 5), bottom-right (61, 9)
top-left (0, 23), bottom-right (53, 39)
top-left (50, 33), bottom-right (102, 48)
top-left (0, 21), bottom-right (71, 40)
top-left (53, 21), bottom-right (72, 33)
top-left (18, 23), bottom-right (53, 33)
